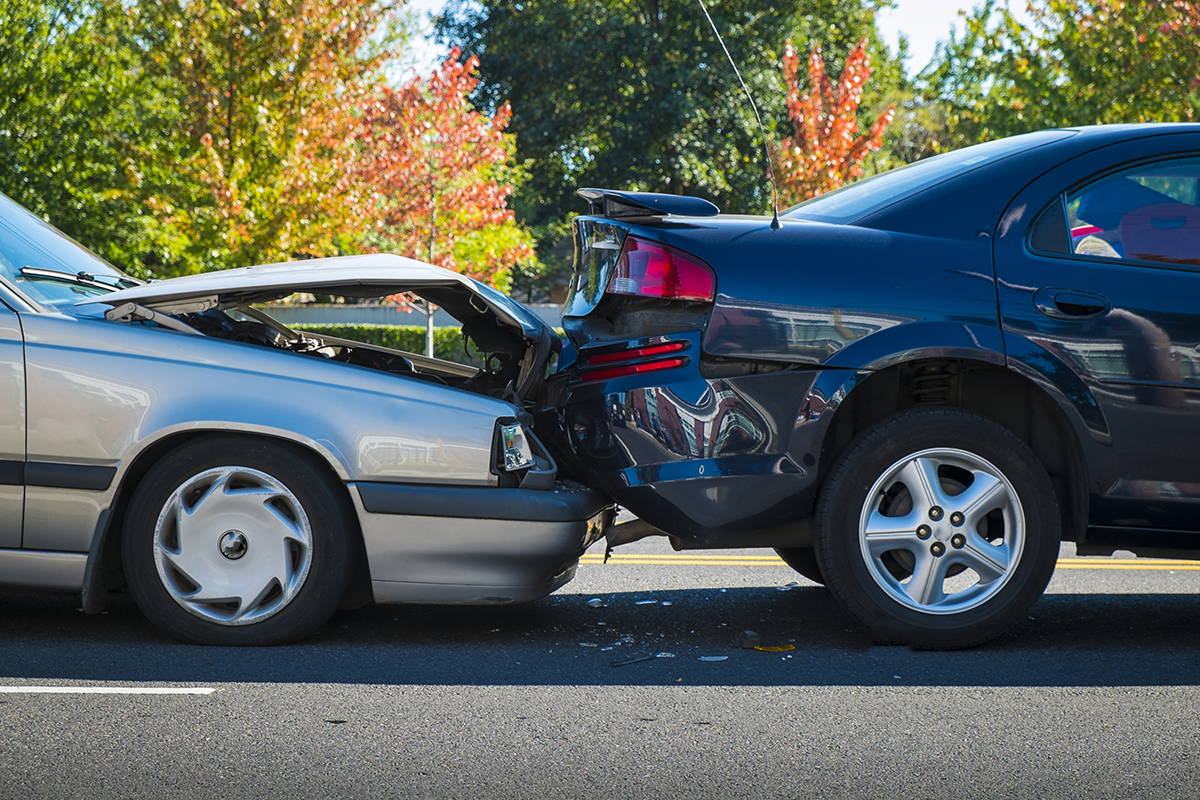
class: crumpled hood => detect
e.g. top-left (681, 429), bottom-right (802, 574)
top-left (79, 253), bottom-right (549, 342)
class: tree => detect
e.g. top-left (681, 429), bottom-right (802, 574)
top-left (0, 0), bottom-right (182, 276)
top-left (438, 0), bottom-right (899, 286)
top-left (133, 0), bottom-right (405, 274)
top-left (921, 0), bottom-right (1200, 148)
top-left (356, 47), bottom-right (533, 353)
top-left (771, 38), bottom-right (894, 203)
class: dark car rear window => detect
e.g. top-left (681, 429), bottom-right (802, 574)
top-left (782, 130), bottom-right (1078, 225)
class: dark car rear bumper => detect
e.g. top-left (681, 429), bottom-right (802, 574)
top-left (551, 356), bottom-right (855, 543)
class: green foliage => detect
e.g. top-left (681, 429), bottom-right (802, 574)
top-left (920, 0), bottom-right (1200, 148)
top-left (290, 323), bottom-right (485, 366)
top-left (439, 0), bottom-right (900, 230)
top-left (0, 0), bottom-right (184, 278)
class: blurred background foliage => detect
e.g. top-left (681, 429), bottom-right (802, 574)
top-left (1, 0), bottom-right (1197, 298)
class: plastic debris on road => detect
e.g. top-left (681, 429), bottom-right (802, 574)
top-left (698, 656), bottom-right (729, 662)
top-left (776, 582), bottom-right (800, 591)
top-left (754, 644), bottom-right (795, 652)
top-left (609, 651), bottom-right (676, 667)
top-left (579, 642), bottom-right (598, 647)
top-left (610, 654), bottom-right (655, 667)
top-left (660, 601), bottom-right (673, 606)
top-left (587, 598), bottom-right (606, 608)
top-left (635, 600), bottom-right (657, 605)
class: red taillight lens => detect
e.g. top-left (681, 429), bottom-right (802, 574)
top-left (584, 341), bottom-right (688, 366)
top-left (607, 236), bottom-right (715, 302)
top-left (579, 358), bottom-right (689, 383)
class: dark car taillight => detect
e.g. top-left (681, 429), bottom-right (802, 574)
top-left (606, 236), bottom-right (715, 302)
top-left (578, 340), bottom-right (689, 382)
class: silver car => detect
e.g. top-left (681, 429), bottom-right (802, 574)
top-left (0, 192), bottom-right (612, 645)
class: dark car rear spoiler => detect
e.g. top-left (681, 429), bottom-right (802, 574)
top-left (577, 188), bottom-right (720, 219)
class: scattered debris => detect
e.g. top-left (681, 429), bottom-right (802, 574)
top-left (587, 598), bottom-right (606, 608)
top-left (610, 651), bottom-right (676, 667)
top-left (635, 600), bottom-right (658, 605)
top-left (601, 646), bottom-right (614, 651)
top-left (753, 644), bottom-right (795, 652)
top-left (661, 601), bottom-right (673, 606)
top-left (611, 654), bottom-right (655, 667)
top-left (734, 630), bottom-right (761, 649)
top-left (579, 642), bottom-right (598, 648)
top-left (776, 582), bottom-right (800, 591)
top-left (698, 656), bottom-right (728, 662)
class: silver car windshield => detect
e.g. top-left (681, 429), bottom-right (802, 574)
top-left (0, 192), bottom-right (134, 314)
top-left (782, 130), bottom-right (1079, 225)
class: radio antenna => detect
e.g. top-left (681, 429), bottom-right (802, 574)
top-left (697, 0), bottom-right (780, 229)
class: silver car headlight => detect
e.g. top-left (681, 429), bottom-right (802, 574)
top-left (499, 421), bottom-right (535, 471)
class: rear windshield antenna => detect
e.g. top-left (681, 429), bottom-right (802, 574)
top-left (697, 0), bottom-right (780, 229)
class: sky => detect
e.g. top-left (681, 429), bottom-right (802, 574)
top-left (402, 0), bottom-right (1037, 78)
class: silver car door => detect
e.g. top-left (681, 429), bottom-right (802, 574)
top-left (0, 303), bottom-right (23, 547)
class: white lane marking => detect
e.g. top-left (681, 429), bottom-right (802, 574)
top-left (0, 686), bottom-right (215, 695)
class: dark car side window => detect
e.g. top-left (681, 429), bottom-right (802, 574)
top-left (1028, 155), bottom-right (1200, 268)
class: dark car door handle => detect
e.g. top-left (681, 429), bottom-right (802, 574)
top-left (1033, 288), bottom-right (1110, 320)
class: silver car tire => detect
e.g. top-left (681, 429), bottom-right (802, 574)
top-left (123, 436), bottom-right (355, 646)
top-left (814, 409), bottom-right (1060, 649)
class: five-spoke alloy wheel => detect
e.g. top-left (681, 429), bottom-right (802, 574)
top-left (123, 436), bottom-right (355, 645)
top-left (814, 409), bottom-right (1060, 649)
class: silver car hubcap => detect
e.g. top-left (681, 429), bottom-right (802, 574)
top-left (153, 467), bottom-right (313, 626)
top-left (858, 447), bottom-right (1025, 615)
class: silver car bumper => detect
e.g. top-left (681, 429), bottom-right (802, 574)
top-left (348, 481), bottom-right (613, 605)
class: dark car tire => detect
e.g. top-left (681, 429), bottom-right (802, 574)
top-left (122, 436), bottom-right (356, 646)
top-left (814, 409), bottom-right (1060, 649)
top-left (774, 547), bottom-right (826, 585)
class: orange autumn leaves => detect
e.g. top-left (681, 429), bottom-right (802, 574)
top-left (771, 39), bottom-right (895, 205)
top-left (158, 0), bottom-right (527, 288)
top-left (357, 48), bottom-right (530, 289)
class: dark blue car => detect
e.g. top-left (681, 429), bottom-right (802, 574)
top-left (540, 123), bottom-right (1200, 648)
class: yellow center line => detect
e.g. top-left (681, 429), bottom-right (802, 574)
top-left (579, 554), bottom-right (1200, 570)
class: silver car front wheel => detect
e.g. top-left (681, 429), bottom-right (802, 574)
top-left (124, 436), bottom-right (355, 645)
top-left (153, 466), bottom-right (314, 626)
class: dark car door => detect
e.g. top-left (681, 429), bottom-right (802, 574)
top-left (994, 131), bottom-right (1200, 531)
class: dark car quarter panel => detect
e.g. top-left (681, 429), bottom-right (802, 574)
top-left (995, 130), bottom-right (1200, 539)
top-left (559, 212), bottom-right (1010, 543)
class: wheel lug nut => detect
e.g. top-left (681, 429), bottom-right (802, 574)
top-left (916, 525), bottom-right (931, 540)
top-left (929, 506), bottom-right (943, 521)
top-left (951, 533), bottom-right (966, 549)
top-left (950, 511), bottom-right (964, 526)
top-left (930, 542), bottom-right (946, 557)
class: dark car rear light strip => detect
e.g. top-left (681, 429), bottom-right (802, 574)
top-left (583, 340), bottom-right (688, 366)
top-left (579, 357), bottom-right (689, 383)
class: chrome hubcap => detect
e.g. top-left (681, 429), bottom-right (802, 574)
top-left (153, 467), bottom-right (313, 626)
top-left (858, 447), bottom-right (1025, 615)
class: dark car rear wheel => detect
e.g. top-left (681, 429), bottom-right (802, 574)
top-left (774, 547), bottom-right (826, 585)
top-left (814, 409), bottom-right (1059, 649)
top-left (122, 436), bottom-right (355, 645)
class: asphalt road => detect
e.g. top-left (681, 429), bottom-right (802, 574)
top-left (2, 538), bottom-right (1199, 800)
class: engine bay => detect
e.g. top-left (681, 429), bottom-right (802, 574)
top-left (180, 307), bottom-right (528, 401)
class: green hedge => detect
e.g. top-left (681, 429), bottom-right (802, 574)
top-left (292, 323), bottom-right (484, 367)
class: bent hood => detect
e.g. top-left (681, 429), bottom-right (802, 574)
top-left (80, 254), bottom-right (558, 403)
top-left (81, 253), bottom-right (549, 341)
